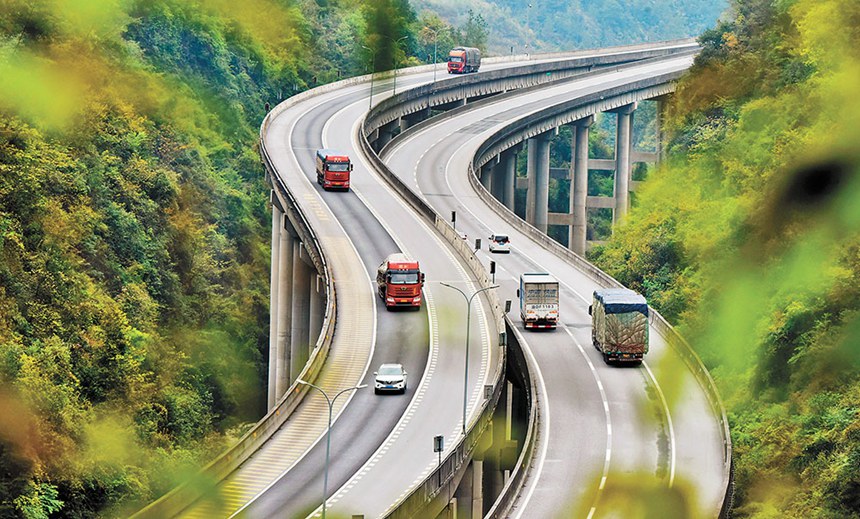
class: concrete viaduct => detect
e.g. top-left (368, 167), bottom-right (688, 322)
top-left (134, 41), bottom-right (732, 519)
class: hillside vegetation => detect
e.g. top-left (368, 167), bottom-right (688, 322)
top-left (412, 0), bottom-right (727, 54)
top-left (590, 0), bottom-right (860, 516)
top-left (0, 0), bottom-right (428, 516)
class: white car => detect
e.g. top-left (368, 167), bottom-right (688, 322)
top-left (488, 233), bottom-right (511, 253)
top-left (374, 363), bottom-right (408, 394)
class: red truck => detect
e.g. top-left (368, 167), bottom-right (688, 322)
top-left (315, 149), bottom-right (353, 190)
top-left (376, 253), bottom-right (425, 309)
top-left (447, 46), bottom-right (481, 74)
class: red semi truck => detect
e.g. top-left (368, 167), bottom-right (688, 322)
top-left (376, 253), bottom-right (425, 309)
top-left (447, 46), bottom-right (481, 74)
top-left (315, 149), bottom-right (352, 190)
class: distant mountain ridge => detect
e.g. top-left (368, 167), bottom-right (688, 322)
top-left (411, 0), bottom-right (728, 54)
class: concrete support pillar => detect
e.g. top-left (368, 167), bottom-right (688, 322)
top-left (471, 459), bottom-right (484, 519)
top-left (491, 158), bottom-right (505, 202)
top-left (290, 244), bottom-right (311, 381)
top-left (308, 275), bottom-right (323, 350)
top-left (275, 223), bottom-right (294, 402)
top-left (526, 139), bottom-right (537, 224)
top-left (376, 120), bottom-right (398, 150)
top-left (501, 149), bottom-right (516, 211)
top-left (480, 164), bottom-right (493, 192)
top-left (570, 116), bottom-right (594, 255)
top-left (613, 103), bottom-right (636, 223)
top-left (526, 132), bottom-right (551, 232)
top-left (267, 200), bottom-right (283, 409)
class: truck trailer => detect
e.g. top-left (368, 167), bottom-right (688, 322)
top-left (447, 46), bottom-right (481, 74)
top-left (377, 253), bottom-right (425, 309)
top-left (590, 288), bottom-right (649, 364)
top-left (315, 149), bottom-right (352, 190)
top-left (518, 273), bottom-right (559, 329)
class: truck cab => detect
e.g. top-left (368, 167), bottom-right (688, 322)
top-left (377, 253), bottom-right (425, 309)
top-left (447, 46), bottom-right (481, 74)
top-left (518, 273), bottom-right (559, 329)
top-left (315, 149), bottom-right (352, 190)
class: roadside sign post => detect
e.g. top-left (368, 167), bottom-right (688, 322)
top-left (434, 435), bottom-right (444, 487)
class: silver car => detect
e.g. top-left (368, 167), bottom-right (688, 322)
top-left (488, 233), bottom-right (511, 253)
top-left (374, 363), bottom-right (408, 394)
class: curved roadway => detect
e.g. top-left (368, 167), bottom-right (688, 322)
top-left (179, 43), bottom-right (723, 519)
top-left (382, 54), bottom-right (725, 517)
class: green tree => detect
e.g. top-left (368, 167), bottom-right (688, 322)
top-left (460, 9), bottom-right (488, 52)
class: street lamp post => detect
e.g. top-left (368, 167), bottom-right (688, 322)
top-left (440, 282), bottom-right (499, 434)
top-left (361, 44), bottom-right (376, 110)
top-left (391, 35), bottom-right (408, 95)
top-left (425, 26), bottom-right (448, 84)
top-left (296, 379), bottom-right (367, 519)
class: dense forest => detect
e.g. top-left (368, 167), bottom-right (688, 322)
top-left (589, 0), bottom-right (860, 516)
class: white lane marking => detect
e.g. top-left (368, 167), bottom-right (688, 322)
top-left (509, 323), bottom-right (550, 519)
top-left (344, 106), bottom-right (496, 431)
top-left (413, 95), bottom-right (681, 500)
top-left (562, 325), bottom-right (612, 515)
top-left (233, 87), bottom-right (377, 518)
top-left (307, 97), bottom-right (496, 517)
top-left (304, 102), bottom-right (444, 518)
top-left (642, 360), bottom-right (676, 487)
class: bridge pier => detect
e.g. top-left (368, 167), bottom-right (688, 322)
top-left (376, 120), bottom-right (399, 151)
top-left (570, 115), bottom-right (594, 255)
top-left (525, 130), bottom-right (552, 232)
top-left (275, 215), bottom-right (295, 404)
top-left (268, 199), bottom-right (283, 408)
top-left (400, 111), bottom-right (425, 133)
top-left (480, 164), bottom-right (493, 192)
top-left (656, 95), bottom-right (669, 164)
top-left (611, 102), bottom-right (637, 223)
top-left (500, 148), bottom-right (517, 211)
top-left (290, 244), bottom-right (313, 381)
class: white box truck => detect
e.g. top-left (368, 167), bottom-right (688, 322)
top-left (518, 273), bottom-right (559, 329)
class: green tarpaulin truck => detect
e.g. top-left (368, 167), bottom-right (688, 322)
top-left (589, 288), bottom-right (649, 364)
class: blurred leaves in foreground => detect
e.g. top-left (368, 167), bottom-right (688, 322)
top-left (590, 0), bottom-right (860, 516)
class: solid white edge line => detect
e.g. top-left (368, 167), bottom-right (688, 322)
top-left (508, 323), bottom-right (550, 519)
top-left (642, 360), bottom-right (677, 487)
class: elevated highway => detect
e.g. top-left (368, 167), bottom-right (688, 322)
top-left (135, 40), bottom-right (729, 519)
top-left (379, 53), bottom-right (729, 516)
